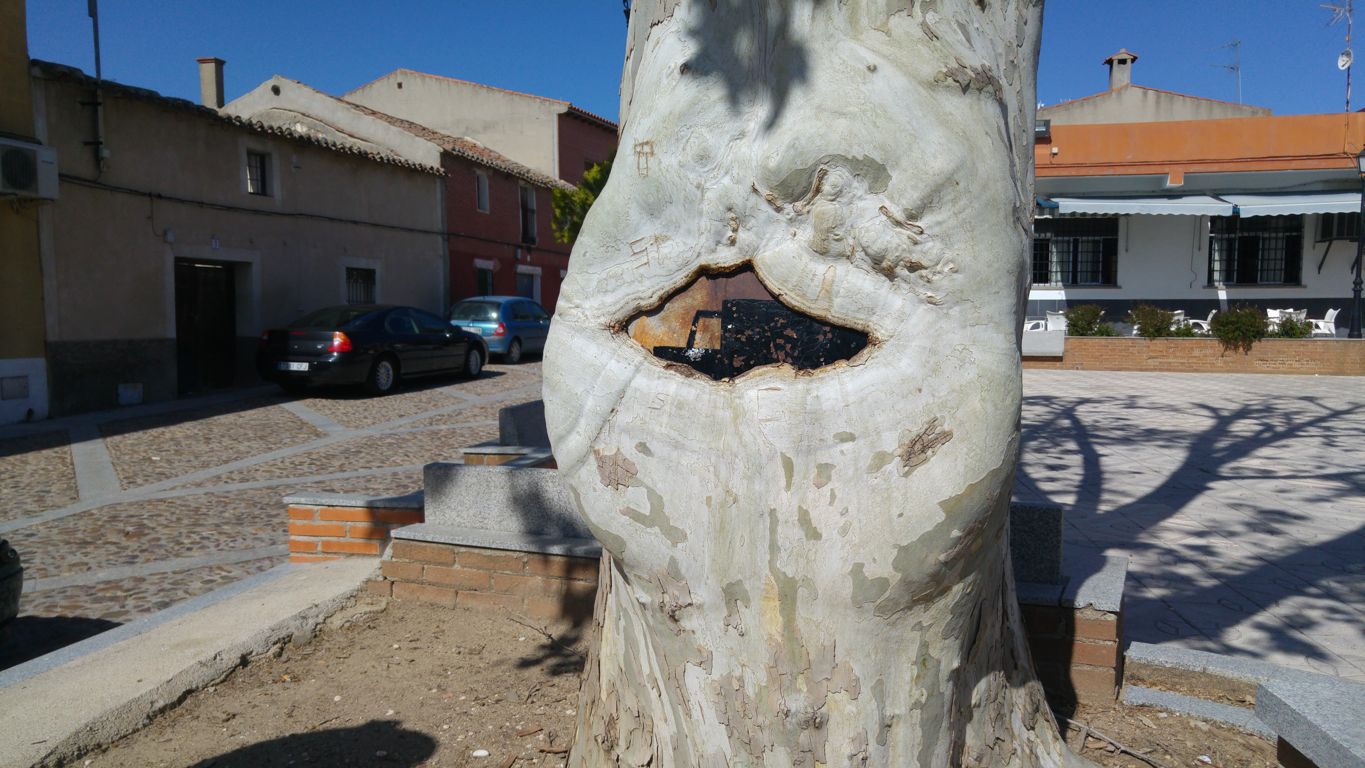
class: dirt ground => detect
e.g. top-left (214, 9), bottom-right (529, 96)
top-left (82, 598), bottom-right (1276, 768)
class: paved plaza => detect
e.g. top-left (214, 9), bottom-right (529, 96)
top-left (0, 362), bottom-right (543, 668)
top-left (0, 365), bottom-right (1361, 682)
top-left (1017, 370), bottom-right (1365, 682)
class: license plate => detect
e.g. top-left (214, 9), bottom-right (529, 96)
top-left (461, 326), bottom-right (484, 335)
top-left (278, 362), bottom-right (309, 372)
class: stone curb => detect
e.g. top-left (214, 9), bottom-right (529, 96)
top-left (1121, 684), bottom-right (1274, 738)
top-left (0, 558), bottom-right (377, 768)
top-left (390, 523), bottom-right (603, 559)
top-left (1257, 676), bottom-right (1365, 768)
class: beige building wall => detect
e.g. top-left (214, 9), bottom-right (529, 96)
top-left (1041, 86), bottom-right (1270, 126)
top-left (345, 70), bottom-right (563, 179)
top-left (0, 0), bottom-right (49, 423)
top-left (35, 69), bottom-right (445, 415)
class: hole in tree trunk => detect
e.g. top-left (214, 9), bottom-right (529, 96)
top-left (626, 265), bottom-right (868, 380)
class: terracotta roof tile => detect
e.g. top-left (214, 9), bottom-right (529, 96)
top-left (343, 101), bottom-right (573, 190)
top-left (29, 59), bottom-right (444, 176)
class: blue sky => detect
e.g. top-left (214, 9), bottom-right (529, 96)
top-left (24, 1), bottom-right (1361, 122)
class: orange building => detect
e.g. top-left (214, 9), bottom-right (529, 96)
top-left (1029, 112), bottom-right (1365, 332)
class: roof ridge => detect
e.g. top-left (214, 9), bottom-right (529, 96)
top-left (29, 59), bottom-right (442, 176)
top-left (347, 68), bottom-right (569, 106)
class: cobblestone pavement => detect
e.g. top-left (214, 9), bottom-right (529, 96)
top-left (1017, 370), bottom-right (1365, 682)
top-left (0, 362), bottom-right (543, 670)
top-left (2, 364), bottom-right (1361, 684)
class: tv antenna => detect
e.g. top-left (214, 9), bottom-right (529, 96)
top-left (1213, 40), bottom-right (1243, 104)
top-left (1325, 0), bottom-right (1355, 111)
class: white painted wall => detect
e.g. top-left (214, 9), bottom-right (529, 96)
top-left (1029, 214), bottom-right (1357, 310)
top-left (345, 71), bottom-right (563, 179)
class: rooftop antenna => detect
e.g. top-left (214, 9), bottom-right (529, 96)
top-left (1325, 0), bottom-right (1355, 112)
top-left (1212, 40), bottom-right (1243, 104)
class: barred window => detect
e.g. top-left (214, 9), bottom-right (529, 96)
top-left (346, 267), bottom-right (376, 304)
top-left (1208, 216), bottom-right (1302, 286)
top-left (1031, 217), bottom-right (1119, 286)
top-left (1318, 212), bottom-right (1359, 242)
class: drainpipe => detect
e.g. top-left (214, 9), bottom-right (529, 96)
top-left (86, 0), bottom-right (108, 173)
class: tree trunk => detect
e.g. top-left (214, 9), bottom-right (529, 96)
top-left (543, 1), bottom-right (1088, 765)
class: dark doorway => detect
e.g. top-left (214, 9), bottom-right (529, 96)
top-left (174, 259), bottom-right (237, 394)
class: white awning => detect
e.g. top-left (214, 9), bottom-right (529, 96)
top-left (1221, 192), bottom-right (1362, 217)
top-left (1049, 195), bottom-right (1235, 216)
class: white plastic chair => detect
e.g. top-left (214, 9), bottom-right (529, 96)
top-left (1045, 311), bottom-right (1068, 332)
top-left (1266, 308), bottom-right (1282, 332)
top-left (1187, 309), bottom-right (1218, 333)
top-left (1023, 319), bottom-right (1045, 332)
top-left (1311, 308), bottom-right (1340, 337)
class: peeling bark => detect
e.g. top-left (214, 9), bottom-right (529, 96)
top-left (546, 1), bottom-right (1088, 765)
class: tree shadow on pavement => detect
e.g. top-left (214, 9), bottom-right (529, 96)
top-left (1017, 389), bottom-right (1365, 673)
top-left (0, 615), bottom-right (121, 671)
top-left (186, 719), bottom-right (435, 768)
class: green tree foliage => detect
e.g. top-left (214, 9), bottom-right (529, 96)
top-left (552, 157), bottom-right (613, 244)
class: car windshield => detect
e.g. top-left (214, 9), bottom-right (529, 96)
top-left (288, 307), bottom-right (374, 329)
top-left (449, 301), bottom-right (502, 322)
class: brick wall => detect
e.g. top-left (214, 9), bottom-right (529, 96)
top-left (287, 504), bottom-right (424, 563)
top-left (1024, 338), bottom-right (1365, 375)
top-left (371, 540), bottom-right (597, 622)
top-left (372, 537), bottom-right (1122, 704)
top-left (1020, 604), bottom-right (1122, 705)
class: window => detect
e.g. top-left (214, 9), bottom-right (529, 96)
top-left (474, 266), bottom-right (494, 295)
top-left (1318, 212), bottom-right (1359, 242)
top-left (1208, 215), bottom-right (1303, 286)
top-left (516, 271), bottom-right (537, 299)
top-left (346, 267), bottom-right (376, 304)
top-left (1031, 217), bottom-right (1119, 286)
top-left (246, 151), bottom-right (270, 196)
top-left (384, 309), bottom-right (420, 335)
top-left (519, 185), bottom-right (538, 244)
top-left (475, 172), bottom-right (489, 213)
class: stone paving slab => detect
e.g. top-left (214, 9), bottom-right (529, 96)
top-left (1019, 370), bottom-right (1365, 680)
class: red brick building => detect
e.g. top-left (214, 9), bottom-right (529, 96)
top-left (227, 75), bottom-right (612, 313)
top-left (349, 106), bottom-right (575, 310)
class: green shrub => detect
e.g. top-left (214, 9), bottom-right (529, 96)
top-left (1126, 304), bottom-right (1176, 339)
top-left (1210, 304), bottom-right (1267, 353)
top-left (1063, 304), bottom-right (1114, 337)
top-left (1271, 316), bottom-right (1312, 339)
top-left (1170, 323), bottom-right (1200, 338)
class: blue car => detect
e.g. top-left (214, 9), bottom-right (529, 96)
top-left (447, 296), bottom-right (551, 363)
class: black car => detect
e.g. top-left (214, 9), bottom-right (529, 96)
top-left (257, 305), bottom-right (487, 394)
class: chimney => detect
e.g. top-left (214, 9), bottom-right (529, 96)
top-left (1103, 49), bottom-right (1138, 91)
top-left (196, 57), bottom-right (225, 108)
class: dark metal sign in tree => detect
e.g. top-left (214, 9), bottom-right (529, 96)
top-left (544, 1), bottom-right (1084, 764)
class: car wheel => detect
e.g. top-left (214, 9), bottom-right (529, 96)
top-left (462, 348), bottom-right (484, 378)
top-left (504, 338), bottom-right (523, 364)
top-left (366, 356), bottom-right (400, 395)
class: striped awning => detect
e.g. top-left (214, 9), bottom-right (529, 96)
top-left (1221, 192), bottom-right (1361, 217)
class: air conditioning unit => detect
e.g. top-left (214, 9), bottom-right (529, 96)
top-left (0, 138), bottom-right (58, 200)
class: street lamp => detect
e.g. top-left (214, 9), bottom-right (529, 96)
top-left (1353, 149), bottom-right (1365, 338)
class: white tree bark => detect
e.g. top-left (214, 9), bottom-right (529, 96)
top-left (543, 1), bottom-right (1087, 765)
